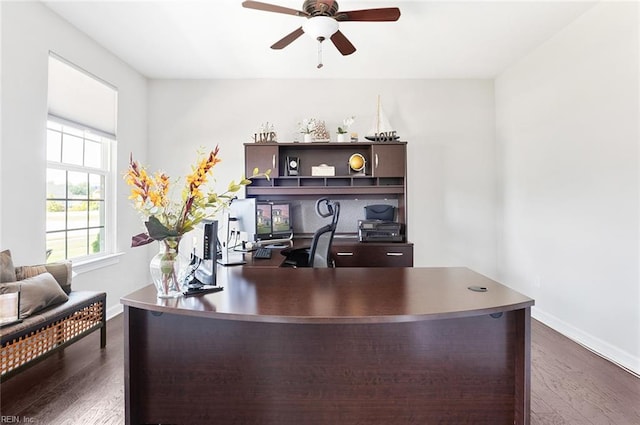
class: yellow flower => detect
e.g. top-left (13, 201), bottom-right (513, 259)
top-left (124, 146), bottom-right (269, 246)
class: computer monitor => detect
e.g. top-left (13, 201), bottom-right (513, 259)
top-left (271, 203), bottom-right (292, 235)
top-left (256, 201), bottom-right (293, 241)
top-left (188, 219), bottom-right (217, 286)
top-left (229, 198), bottom-right (257, 243)
top-left (256, 202), bottom-right (272, 238)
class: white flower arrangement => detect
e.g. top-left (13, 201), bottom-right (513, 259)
top-left (298, 118), bottom-right (318, 134)
top-left (337, 116), bottom-right (355, 134)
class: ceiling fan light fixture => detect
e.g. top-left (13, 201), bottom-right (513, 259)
top-left (303, 16), bottom-right (339, 40)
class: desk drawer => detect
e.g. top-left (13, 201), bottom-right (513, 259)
top-left (332, 243), bottom-right (413, 267)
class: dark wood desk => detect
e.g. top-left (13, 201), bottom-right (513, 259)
top-left (122, 267), bottom-right (534, 424)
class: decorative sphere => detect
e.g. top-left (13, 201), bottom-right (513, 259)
top-left (349, 153), bottom-right (365, 171)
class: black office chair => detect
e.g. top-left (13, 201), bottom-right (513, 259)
top-left (282, 198), bottom-right (340, 268)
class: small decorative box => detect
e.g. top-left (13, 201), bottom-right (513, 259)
top-left (311, 164), bottom-right (335, 176)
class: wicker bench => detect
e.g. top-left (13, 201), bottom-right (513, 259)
top-left (1, 251), bottom-right (108, 381)
top-left (0, 290), bottom-right (106, 381)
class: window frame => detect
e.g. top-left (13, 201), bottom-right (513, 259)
top-left (45, 117), bottom-right (117, 264)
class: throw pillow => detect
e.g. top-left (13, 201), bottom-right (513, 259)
top-left (0, 272), bottom-right (69, 318)
top-left (16, 261), bottom-right (72, 294)
top-left (0, 250), bottom-right (17, 283)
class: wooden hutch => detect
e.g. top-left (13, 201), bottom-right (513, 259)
top-left (244, 141), bottom-right (413, 267)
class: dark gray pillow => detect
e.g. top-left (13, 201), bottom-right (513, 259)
top-left (0, 250), bottom-right (17, 283)
top-left (0, 272), bottom-right (69, 318)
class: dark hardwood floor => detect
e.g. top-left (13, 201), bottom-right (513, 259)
top-left (1, 315), bottom-right (638, 424)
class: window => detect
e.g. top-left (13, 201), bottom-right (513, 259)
top-left (46, 120), bottom-right (114, 262)
top-left (46, 54), bottom-right (118, 264)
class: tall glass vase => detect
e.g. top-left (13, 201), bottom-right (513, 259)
top-left (150, 236), bottom-right (188, 298)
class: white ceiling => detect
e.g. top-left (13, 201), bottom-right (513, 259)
top-left (43, 0), bottom-right (597, 80)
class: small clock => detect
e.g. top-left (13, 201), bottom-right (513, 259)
top-left (287, 156), bottom-right (299, 176)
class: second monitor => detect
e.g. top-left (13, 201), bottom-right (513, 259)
top-left (257, 201), bottom-right (292, 240)
top-left (229, 199), bottom-right (293, 244)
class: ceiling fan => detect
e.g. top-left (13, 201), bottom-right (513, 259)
top-left (242, 0), bottom-right (401, 68)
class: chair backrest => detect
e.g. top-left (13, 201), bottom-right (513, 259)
top-left (307, 200), bottom-right (340, 268)
top-left (308, 224), bottom-right (335, 268)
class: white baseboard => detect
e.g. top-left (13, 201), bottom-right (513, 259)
top-left (106, 304), bottom-right (123, 321)
top-left (532, 307), bottom-right (640, 377)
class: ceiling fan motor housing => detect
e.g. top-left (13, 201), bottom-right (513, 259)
top-left (303, 0), bottom-right (339, 17)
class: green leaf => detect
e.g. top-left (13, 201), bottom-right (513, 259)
top-left (145, 216), bottom-right (179, 240)
top-left (253, 167), bottom-right (259, 175)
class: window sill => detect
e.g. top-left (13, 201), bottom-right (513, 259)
top-left (72, 252), bottom-right (125, 275)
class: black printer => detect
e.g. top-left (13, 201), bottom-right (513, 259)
top-left (358, 219), bottom-right (404, 242)
top-left (359, 204), bottom-right (403, 242)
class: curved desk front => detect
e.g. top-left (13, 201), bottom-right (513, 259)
top-left (121, 267), bottom-right (534, 425)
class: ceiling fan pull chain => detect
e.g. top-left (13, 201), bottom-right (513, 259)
top-left (317, 37), bottom-right (324, 69)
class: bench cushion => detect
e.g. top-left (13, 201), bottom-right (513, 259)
top-left (0, 290), bottom-right (105, 344)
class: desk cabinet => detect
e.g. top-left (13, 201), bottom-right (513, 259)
top-left (245, 144), bottom-right (278, 177)
top-left (332, 242), bottom-right (413, 267)
top-left (371, 144), bottom-right (405, 177)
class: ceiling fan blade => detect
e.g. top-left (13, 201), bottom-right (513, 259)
top-left (336, 8), bottom-right (401, 22)
top-left (330, 30), bottom-right (356, 56)
top-left (242, 1), bottom-right (309, 17)
top-left (271, 27), bottom-right (305, 50)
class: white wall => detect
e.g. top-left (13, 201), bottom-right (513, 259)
top-left (147, 79), bottom-right (498, 276)
top-left (0, 2), bottom-right (3, 247)
top-left (7, 0), bottom-right (636, 377)
top-left (495, 1), bottom-right (639, 373)
top-left (0, 2), bottom-right (150, 317)
top-left (0, 1), bottom-right (498, 317)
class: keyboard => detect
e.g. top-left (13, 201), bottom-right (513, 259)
top-left (253, 247), bottom-right (272, 259)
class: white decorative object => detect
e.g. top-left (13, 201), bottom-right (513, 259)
top-left (299, 118), bottom-right (317, 142)
top-left (299, 118), bottom-right (317, 133)
top-left (313, 120), bottom-right (330, 142)
top-left (336, 133), bottom-right (348, 143)
top-left (366, 96), bottom-right (398, 141)
top-left (312, 164), bottom-right (335, 176)
top-left (337, 116), bottom-right (355, 137)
